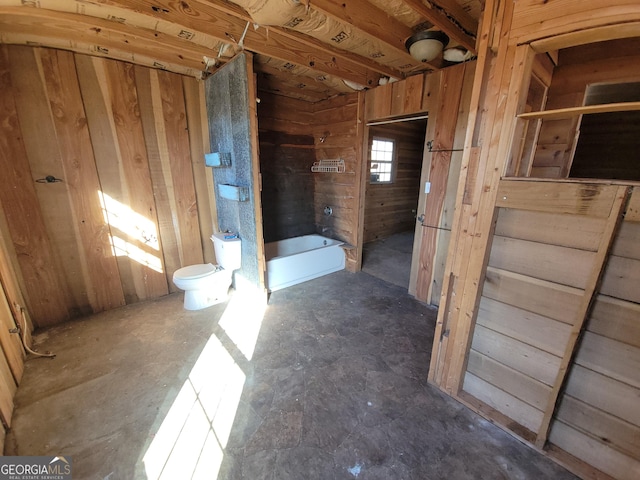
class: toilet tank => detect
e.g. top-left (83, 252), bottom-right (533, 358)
top-left (211, 233), bottom-right (242, 271)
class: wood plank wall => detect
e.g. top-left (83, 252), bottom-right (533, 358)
top-left (0, 45), bottom-right (214, 327)
top-left (361, 63), bottom-right (475, 304)
top-left (312, 93), bottom-right (362, 265)
top-left (530, 39), bottom-right (640, 178)
top-left (459, 180), bottom-right (627, 444)
top-left (364, 121), bottom-right (425, 243)
top-left (256, 89), bottom-right (364, 270)
top-left (548, 186), bottom-right (640, 480)
top-left (257, 92), bottom-right (317, 243)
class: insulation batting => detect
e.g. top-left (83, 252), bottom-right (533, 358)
top-left (230, 0), bottom-right (425, 74)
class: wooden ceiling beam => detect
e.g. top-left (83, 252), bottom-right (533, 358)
top-left (302, 0), bottom-right (438, 70)
top-left (99, 0), bottom-right (397, 85)
top-left (401, 0), bottom-right (477, 53)
top-left (429, 0), bottom-right (479, 36)
top-left (0, 10), bottom-right (210, 77)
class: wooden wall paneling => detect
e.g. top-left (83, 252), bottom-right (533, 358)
top-left (511, 0), bottom-right (640, 45)
top-left (256, 92), bottom-right (315, 128)
top-left (135, 66), bottom-right (180, 291)
top-left (352, 90), bottom-right (368, 272)
top-left (409, 72), bottom-right (441, 297)
top-left (183, 77), bottom-right (217, 264)
top-left (39, 48), bottom-right (126, 313)
top-left (467, 349), bottom-right (551, 411)
top-left (415, 64), bottom-right (467, 302)
top-left (429, 63), bottom-right (477, 305)
top-left (421, 72), bottom-right (441, 112)
top-left (0, 46), bottom-right (71, 327)
top-left (364, 82), bottom-right (393, 121)
top-left (8, 46), bottom-right (91, 318)
top-left (488, 236), bottom-right (595, 290)
top-left (363, 121), bottom-right (425, 243)
top-left (476, 296), bottom-right (572, 357)
top-left (390, 74), bottom-right (424, 117)
top-left (549, 420), bottom-right (636, 480)
top-left (256, 91), bottom-right (316, 244)
top-left (0, 348), bottom-right (16, 428)
top-left (259, 132), bottom-right (317, 242)
top-left (470, 324), bottom-right (562, 386)
top-left (494, 208), bottom-right (606, 251)
top-left (601, 256), bottom-right (640, 303)
top-left (157, 70), bottom-right (204, 267)
top-left (530, 42), bottom-right (640, 178)
top-left (556, 394), bottom-right (640, 460)
top-left (0, 202), bottom-right (32, 347)
top-left (535, 185), bottom-right (629, 447)
top-left (495, 179), bottom-right (620, 217)
top-left (135, 66), bottom-right (203, 291)
top-left (574, 332), bottom-right (640, 389)
top-left (0, 290), bottom-right (23, 383)
top-left (428, 0), bottom-right (522, 392)
top-left (256, 92), bottom-right (314, 136)
top-left (547, 185), bottom-right (640, 476)
top-left (463, 371), bottom-right (544, 433)
top-left (565, 364), bottom-right (640, 433)
top-left (483, 267), bottom-right (583, 325)
top-left (313, 94), bottom-right (361, 262)
top-left (460, 182), bottom-right (627, 442)
top-left (587, 295), bottom-right (640, 349)
top-left (76, 55), bottom-right (168, 304)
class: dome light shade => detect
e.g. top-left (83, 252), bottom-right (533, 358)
top-left (405, 31), bottom-right (449, 63)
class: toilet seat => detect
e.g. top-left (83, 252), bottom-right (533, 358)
top-left (173, 263), bottom-right (222, 281)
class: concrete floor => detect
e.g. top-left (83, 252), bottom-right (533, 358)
top-left (362, 231), bottom-right (414, 290)
top-left (5, 271), bottom-right (577, 480)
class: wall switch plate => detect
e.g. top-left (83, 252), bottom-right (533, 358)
top-left (425, 181), bottom-right (431, 194)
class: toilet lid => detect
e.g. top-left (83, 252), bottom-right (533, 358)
top-left (173, 263), bottom-right (222, 280)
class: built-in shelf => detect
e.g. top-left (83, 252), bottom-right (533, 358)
top-left (517, 101), bottom-right (640, 121)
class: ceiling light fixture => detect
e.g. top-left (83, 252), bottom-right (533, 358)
top-left (405, 30), bottom-right (449, 63)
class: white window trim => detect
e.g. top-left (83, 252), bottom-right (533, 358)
top-left (369, 136), bottom-right (396, 184)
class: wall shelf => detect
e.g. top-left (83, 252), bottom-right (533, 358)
top-left (311, 158), bottom-right (345, 173)
top-left (517, 101), bottom-right (640, 121)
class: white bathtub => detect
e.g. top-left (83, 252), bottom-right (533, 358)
top-left (265, 234), bottom-right (346, 292)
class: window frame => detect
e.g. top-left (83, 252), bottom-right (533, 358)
top-left (369, 136), bottom-right (397, 184)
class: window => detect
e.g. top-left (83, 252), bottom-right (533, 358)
top-left (370, 137), bottom-right (395, 183)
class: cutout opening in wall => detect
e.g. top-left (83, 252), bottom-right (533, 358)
top-left (569, 81), bottom-right (640, 181)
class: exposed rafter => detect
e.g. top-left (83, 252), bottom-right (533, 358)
top-left (0, 0), bottom-right (483, 102)
top-left (401, 0), bottom-right (477, 53)
top-left (109, 0), bottom-right (399, 84)
top-left (303, 0), bottom-right (440, 71)
top-left (429, 0), bottom-right (479, 36)
top-left (0, 8), bottom-right (221, 74)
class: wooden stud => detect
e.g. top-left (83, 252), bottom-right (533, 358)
top-left (402, 0), bottom-right (478, 53)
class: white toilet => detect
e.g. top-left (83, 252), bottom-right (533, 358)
top-left (172, 233), bottom-right (242, 310)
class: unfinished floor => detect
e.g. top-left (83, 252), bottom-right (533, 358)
top-left (362, 231), bottom-right (414, 290)
top-left (5, 271), bottom-right (577, 480)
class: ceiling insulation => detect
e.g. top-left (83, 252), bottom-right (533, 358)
top-left (230, 0), bottom-right (436, 76)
